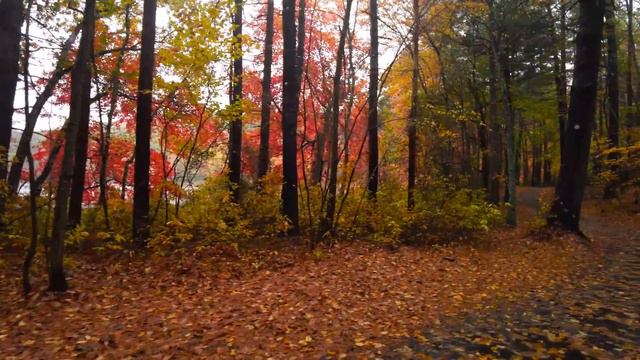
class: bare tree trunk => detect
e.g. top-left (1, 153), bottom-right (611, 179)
top-left (311, 107), bottom-right (331, 184)
top-left (281, 0), bottom-right (301, 234)
top-left (626, 0), bottom-right (639, 134)
top-left (296, 0), bottom-right (306, 84)
top-left (367, 0), bottom-right (379, 198)
top-left (257, 0), bottom-right (274, 180)
top-left (499, 46), bottom-right (517, 226)
top-left (22, 150), bottom-right (37, 295)
top-left (488, 46), bottom-right (501, 204)
top-left (133, 0), bottom-right (157, 245)
top-left (408, 0), bottom-right (419, 209)
top-left (320, 0), bottom-right (353, 235)
top-left (549, 0), bottom-right (605, 232)
top-left (0, 0), bottom-right (24, 221)
top-left (556, 2), bottom-right (569, 164)
top-left (48, 0), bottom-right (97, 292)
top-left (68, 1), bottom-right (97, 229)
top-left (228, 0), bottom-right (243, 203)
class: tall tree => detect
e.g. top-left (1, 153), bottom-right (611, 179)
top-left (604, 0), bottom-right (619, 199)
top-left (367, 0), bottom-right (379, 198)
top-left (296, 0), bottom-right (306, 83)
top-left (625, 0), bottom-right (639, 132)
top-left (548, 0), bottom-right (605, 232)
top-left (257, 0), bottom-right (275, 180)
top-left (408, 0), bottom-right (419, 209)
top-left (68, 0), bottom-right (97, 229)
top-left (133, 0), bottom-right (158, 245)
top-left (281, 0), bottom-right (301, 233)
top-left (487, 45), bottom-right (501, 204)
top-left (321, 0), bottom-right (354, 233)
top-left (0, 0), bottom-right (23, 220)
top-left (48, 0), bottom-right (96, 292)
top-left (228, 0), bottom-right (243, 202)
top-left (499, 46), bottom-right (517, 226)
top-left (556, 2), bottom-right (569, 164)
top-left (99, 4), bottom-right (132, 230)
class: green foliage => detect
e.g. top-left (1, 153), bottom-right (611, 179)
top-left (148, 173), bottom-right (288, 255)
top-left (332, 177), bottom-right (503, 246)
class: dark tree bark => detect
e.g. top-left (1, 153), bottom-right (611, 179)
top-left (48, 0), bottom-right (97, 292)
top-left (133, 0), bottom-right (157, 245)
top-left (68, 1), bottom-right (97, 229)
top-left (311, 107), bottom-right (331, 184)
top-left (549, 0), bottom-right (605, 232)
top-left (625, 0), bottom-right (639, 130)
top-left (281, 0), bottom-right (301, 233)
top-left (408, 0), bottom-right (419, 209)
top-left (257, 0), bottom-right (274, 180)
top-left (543, 131), bottom-right (552, 185)
top-left (499, 46), bottom-right (517, 225)
top-left (320, 0), bottom-right (353, 234)
top-left (488, 46), bottom-right (501, 204)
top-left (367, 0), bottom-right (379, 198)
top-left (228, 0), bottom-right (243, 203)
top-left (8, 25), bottom-right (80, 194)
top-left (604, 0), bottom-right (619, 199)
top-left (296, 0), bottom-right (306, 84)
top-left (469, 59), bottom-right (488, 191)
top-left (0, 0), bottom-right (23, 220)
top-left (556, 3), bottom-right (569, 164)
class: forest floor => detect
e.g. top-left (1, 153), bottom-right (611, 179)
top-left (1, 187), bottom-right (639, 359)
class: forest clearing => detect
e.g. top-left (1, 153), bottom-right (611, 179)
top-left (1, 0), bottom-right (640, 358)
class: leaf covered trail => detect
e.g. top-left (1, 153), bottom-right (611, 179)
top-left (387, 188), bottom-right (640, 359)
top-left (0, 190), bottom-right (636, 359)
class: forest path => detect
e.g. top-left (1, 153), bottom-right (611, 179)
top-left (385, 187), bottom-right (640, 359)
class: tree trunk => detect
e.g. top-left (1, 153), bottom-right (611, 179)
top-left (320, 0), bottom-right (353, 234)
top-left (408, 0), bottom-right (419, 209)
top-left (543, 131), bottom-right (552, 185)
top-left (48, 0), bottom-right (96, 292)
top-left (228, 0), bottom-right (243, 203)
top-left (604, 0), bottom-right (619, 198)
top-left (488, 47), bottom-right (501, 204)
top-left (367, 0), bottom-right (379, 198)
top-left (296, 0), bottom-right (306, 84)
top-left (68, 1), bottom-right (97, 229)
top-left (0, 0), bottom-right (23, 221)
top-left (499, 47), bottom-right (517, 226)
top-left (257, 0), bottom-right (274, 180)
top-left (133, 0), bottom-right (157, 245)
top-left (281, 0), bottom-right (301, 234)
top-left (8, 25), bottom-right (80, 194)
top-left (99, 5), bottom-right (131, 230)
top-left (554, 2), bottom-right (569, 164)
top-left (311, 107), bottom-right (331, 184)
top-left (549, 0), bottom-right (605, 232)
top-left (626, 0), bottom-right (639, 131)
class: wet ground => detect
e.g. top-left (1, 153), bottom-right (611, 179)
top-left (386, 188), bottom-right (640, 359)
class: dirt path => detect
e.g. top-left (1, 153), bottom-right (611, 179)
top-left (385, 187), bottom-right (640, 359)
